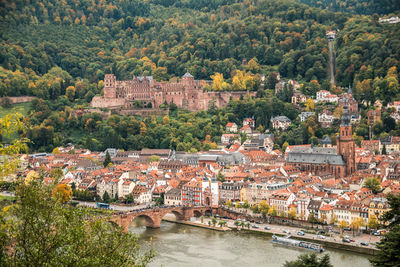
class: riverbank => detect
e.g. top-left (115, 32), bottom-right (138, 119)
top-left (162, 217), bottom-right (231, 232)
top-left (164, 216), bottom-right (377, 256)
top-left (240, 229), bottom-right (377, 256)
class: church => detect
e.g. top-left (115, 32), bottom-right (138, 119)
top-left (286, 105), bottom-right (356, 178)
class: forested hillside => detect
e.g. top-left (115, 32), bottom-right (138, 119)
top-left (1, 0), bottom-right (349, 97)
top-left (0, 0), bottom-right (399, 152)
top-left (297, 0), bottom-right (400, 15)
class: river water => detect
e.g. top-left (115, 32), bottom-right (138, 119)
top-left (130, 219), bottom-right (371, 267)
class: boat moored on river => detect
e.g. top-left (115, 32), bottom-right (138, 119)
top-left (272, 235), bottom-right (324, 252)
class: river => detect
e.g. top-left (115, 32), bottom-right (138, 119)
top-left (129, 218), bottom-right (371, 267)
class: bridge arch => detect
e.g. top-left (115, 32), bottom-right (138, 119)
top-left (204, 209), bottom-right (213, 216)
top-left (166, 210), bottom-right (185, 220)
top-left (193, 210), bottom-right (203, 217)
top-left (128, 214), bottom-right (158, 228)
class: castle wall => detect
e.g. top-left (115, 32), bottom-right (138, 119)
top-left (91, 96), bottom-right (125, 108)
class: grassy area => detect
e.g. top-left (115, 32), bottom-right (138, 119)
top-left (0, 195), bottom-right (15, 201)
top-left (0, 101), bottom-right (32, 118)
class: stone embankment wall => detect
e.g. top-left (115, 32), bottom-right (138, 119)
top-left (0, 96), bottom-right (37, 104)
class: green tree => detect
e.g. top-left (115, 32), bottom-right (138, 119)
top-left (211, 217), bottom-right (217, 227)
top-left (382, 193), bottom-right (400, 228)
top-left (382, 144), bottom-right (387, 155)
top-left (370, 225), bottom-right (400, 267)
top-left (103, 151), bottom-right (112, 167)
top-left (149, 155), bottom-right (161, 162)
top-left (284, 253), bottom-right (333, 267)
top-left (0, 176), bottom-right (154, 266)
top-left (102, 191), bottom-right (111, 203)
top-left (307, 213), bottom-right (318, 228)
top-left (363, 177), bottom-right (381, 194)
top-left (124, 194), bottom-right (134, 204)
top-left (217, 172), bottom-right (225, 182)
top-left (370, 193), bottom-right (400, 266)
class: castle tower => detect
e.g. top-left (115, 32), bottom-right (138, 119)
top-left (337, 103), bottom-right (356, 176)
top-left (104, 74), bottom-right (117, 98)
top-left (181, 71), bottom-right (194, 86)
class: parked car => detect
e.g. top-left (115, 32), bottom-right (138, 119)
top-left (317, 235), bottom-right (326, 239)
top-left (282, 229), bottom-right (291, 234)
top-left (342, 238), bottom-right (351, 243)
top-left (297, 231), bottom-right (305, 236)
top-left (349, 239), bottom-right (355, 242)
top-left (264, 226), bottom-right (271, 230)
top-left (360, 242), bottom-right (368, 246)
top-left (344, 227), bottom-right (351, 231)
top-left (373, 232), bottom-right (380, 236)
top-left (252, 225), bottom-right (259, 229)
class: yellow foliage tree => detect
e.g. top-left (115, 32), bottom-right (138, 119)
top-left (52, 184), bottom-right (72, 204)
top-left (163, 116), bottom-right (170, 125)
top-left (333, 106), bottom-right (344, 119)
top-left (0, 113), bottom-right (28, 179)
top-left (368, 214), bottom-right (378, 230)
top-left (66, 86), bottom-right (75, 101)
top-left (140, 122), bottom-right (147, 136)
top-left (52, 147), bottom-right (61, 155)
top-left (338, 220), bottom-right (349, 233)
top-left (305, 99), bottom-right (314, 111)
top-left (25, 170), bottom-right (39, 185)
top-left (210, 72), bottom-right (229, 91)
top-left (288, 207), bottom-right (297, 221)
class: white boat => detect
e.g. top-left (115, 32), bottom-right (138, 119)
top-left (271, 235), bottom-right (324, 252)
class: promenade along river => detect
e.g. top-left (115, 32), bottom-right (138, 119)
top-left (129, 218), bottom-right (371, 267)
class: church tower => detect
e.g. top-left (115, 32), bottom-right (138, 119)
top-left (337, 103), bottom-right (356, 176)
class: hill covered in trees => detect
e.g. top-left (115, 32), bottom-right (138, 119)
top-left (297, 0), bottom-right (400, 15)
top-left (0, 0), bottom-right (399, 152)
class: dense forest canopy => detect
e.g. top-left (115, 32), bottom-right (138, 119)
top-left (0, 0), bottom-right (399, 152)
top-left (297, 0), bottom-right (400, 15)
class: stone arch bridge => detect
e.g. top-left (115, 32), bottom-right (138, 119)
top-left (112, 206), bottom-right (213, 231)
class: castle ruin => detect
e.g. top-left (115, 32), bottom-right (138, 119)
top-left (91, 72), bottom-right (255, 112)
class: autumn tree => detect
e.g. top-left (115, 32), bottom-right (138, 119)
top-left (288, 207), bottom-right (297, 223)
top-left (305, 98), bottom-right (314, 111)
top-left (338, 220), bottom-right (349, 233)
top-left (0, 178), bottom-right (154, 266)
top-left (52, 184), bottom-right (72, 203)
top-left (0, 113), bottom-right (28, 179)
top-left (368, 214), bottom-right (378, 231)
